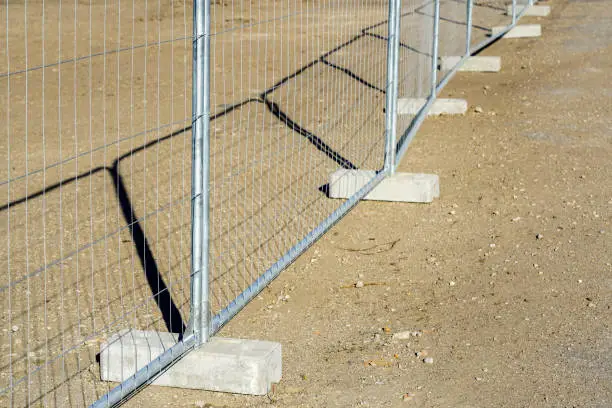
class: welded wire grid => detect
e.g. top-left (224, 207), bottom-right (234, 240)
top-left (207, 0), bottom-right (393, 328)
top-left (435, 0), bottom-right (467, 82)
top-left (470, 0), bottom-right (512, 49)
top-left (393, 0), bottom-right (435, 148)
top-left (1, 0), bottom-right (192, 405)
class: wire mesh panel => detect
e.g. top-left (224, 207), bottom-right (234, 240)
top-left (470, 0), bottom-right (511, 49)
top-left (1, 0), bottom-right (543, 404)
top-left (435, 0), bottom-right (467, 82)
top-left (364, 0), bottom-right (435, 155)
top-left (1, 0), bottom-right (192, 405)
top-left (207, 0), bottom-right (391, 332)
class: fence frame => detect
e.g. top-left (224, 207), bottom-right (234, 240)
top-left (78, 0), bottom-right (539, 405)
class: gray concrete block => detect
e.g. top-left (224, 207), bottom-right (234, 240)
top-left (397, 98), bottom-right (467, 116)
top-left (100, 330), bottom-right (282, 395)
top-left (506, 5), bottom-right (550, 17)
top-left (491, 24), bottom-right (541, 38)
top-left (440, 56), bottom-right (501, 72)
top-left (329, 169), bottom-right (439, 203)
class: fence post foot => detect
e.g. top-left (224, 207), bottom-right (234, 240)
top-left (100, 330), bottom-right (282, 395)
top-left (328, 170), bottom-right (439, 203)
top-left (491, 24), bottom-right (542, 38)
top-left (398, 98), bottom-right (468, 116)
top-left (440, 56), bottom-right (501, 72)
top-left (506, 5), bottom-right (551, 17)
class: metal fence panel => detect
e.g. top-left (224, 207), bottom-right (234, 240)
top-left (206, 0), bottom-right (392, 332)
top-left (1, 0), bottom-right (193, 405)
top-left (1, 0), bottom-right (542, 405)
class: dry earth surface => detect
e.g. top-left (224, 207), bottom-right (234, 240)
top-left (127, 0), bottom-right (612, 407)
top-left (1, 0), bottom-right (610, 406)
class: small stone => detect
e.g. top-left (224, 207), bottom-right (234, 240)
top-left (588, 302), bottom-right (596, 308)
top-left (449, 281), bottom-right (456, 286)
top-left (489, 243), bottom-right (496, 248)
top-left (536, 233), bottom-right (544, 240)
top-left (393, 331), bottom-right (413, 340)
top-left (474, 106), bottom-right (483, 113)
top-left (402, 392), bottom-right (416, 401)
top-left (355, 281), bottom-right (364, 288)
top-left (11, 326), bottom-right (18, 333)
top-left (511, 217), bottom-right (521, 222)
top-left (423, 357), bottom-right (434, 364)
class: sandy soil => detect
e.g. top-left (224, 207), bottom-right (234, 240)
top-left (1, 0), bottom-right (610, 406)
top-left (131, 0), bottom-right (610, 406)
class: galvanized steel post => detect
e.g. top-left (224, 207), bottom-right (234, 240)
top-left (383, 0), bottom-right (402, 175)
top-left (190, 0), bottom-right (211, 345)
top-left (511, 0), bottom-right (517, 24)
top-left (466, 0), bottom-right (473, 55)
top-left (431, 0), bottom-right (440, 93)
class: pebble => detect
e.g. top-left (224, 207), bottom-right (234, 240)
top-left (449, 281), bottom-right (456, 286)
top-left (393, 331), bottom-right (413, 340)
top-left (511, 217), bottom-right (521, 222)
top-left (402, 392), bottom-right (416, 402)
top-left (536, 233), bottom-right (544, 240)
top-left (474, 106), bottom-right (483, 113)
top-left (423, 357), bottom-right (434, 364)
top-left (11, 326), bottom-right (18, 333)
top-left (355, 281), bottom-right (364, 288)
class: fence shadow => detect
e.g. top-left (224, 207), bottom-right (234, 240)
top-left (0, 4), bottom-right (439, 405)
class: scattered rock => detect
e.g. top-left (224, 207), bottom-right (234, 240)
top-left (511, 217), bottom-right (521, 222)
top-left (402, 392), bottom-right (416, 402)
top-left (449, 281), bottom-right (456, 286)
top-left (423, 357), bottom-right (434, 364)
top-left (474, 106), bottom-right (483, 113)
top-left (536, 233), bottom-right (544, 240)
top-left (355, 281), bottom-right (364, 288)
top-left (11, 326), bottom-right (18, 333)
top-left (393, 331), bottom-right (413, 340)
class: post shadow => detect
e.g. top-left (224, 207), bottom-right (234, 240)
top-left (108, 160), bottom-right (186, 335)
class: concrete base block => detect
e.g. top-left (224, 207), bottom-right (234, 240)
top-left (398, 98), bottom-right (467, 116)
top-left (100, 330), bottom-right (282, 395)
top-left (506, 5), bottom-right (550, 17)
top-left (492, 24), bottom-right (541, 38)
top-left (440, 56), bottom-right (501, 72)
top-left (329, 169), bottom-right (439, 203)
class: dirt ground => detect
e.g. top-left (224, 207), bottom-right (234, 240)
top-left (1, 0), bottom-right (610, 406)
top-left (127, 0), bottom-right (609, 406)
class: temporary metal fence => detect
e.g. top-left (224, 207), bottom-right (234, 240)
top-left (1, 0), bottom-right (539, 406)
